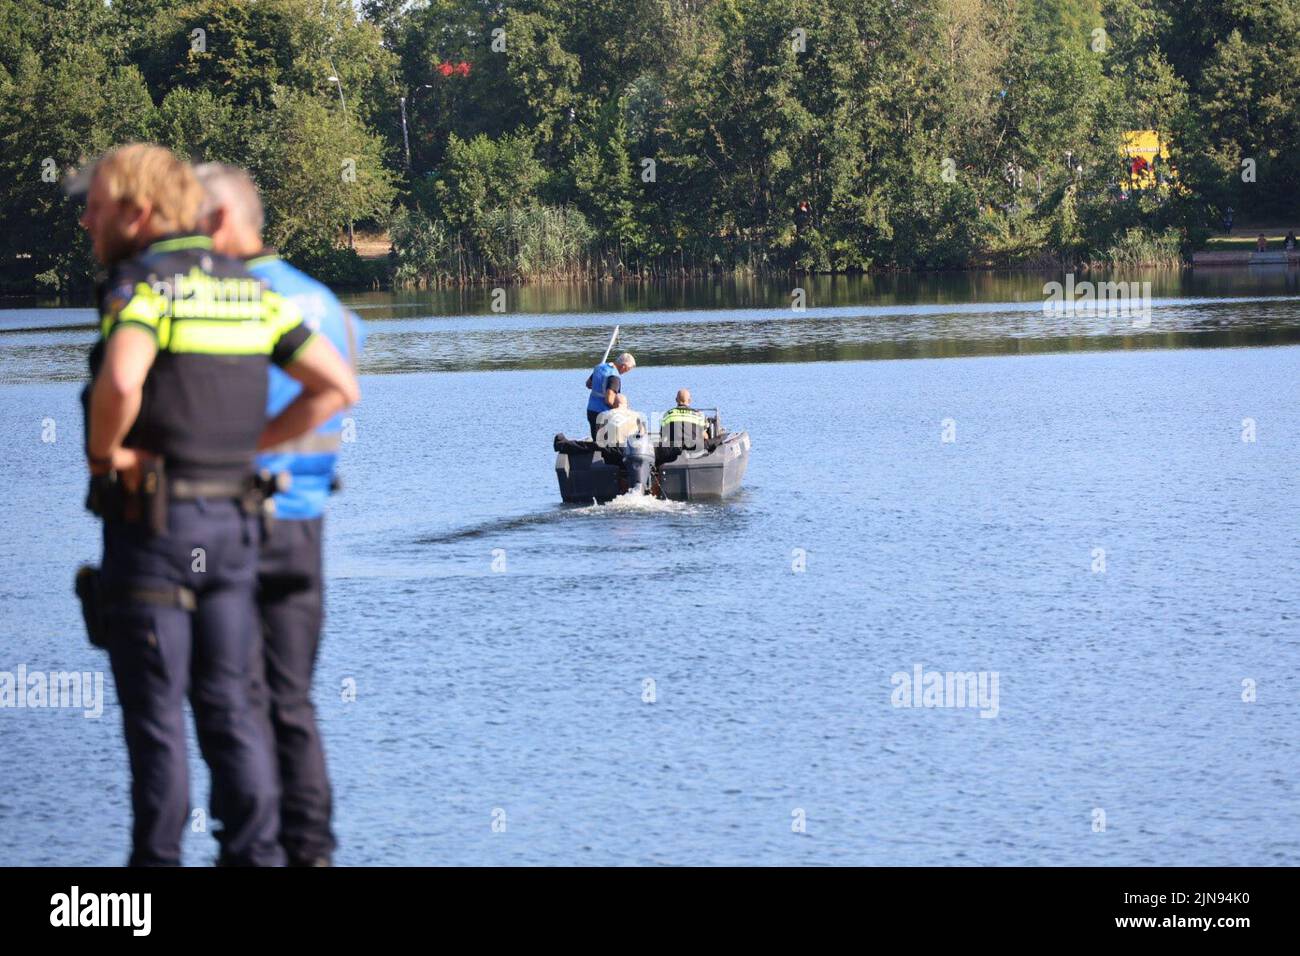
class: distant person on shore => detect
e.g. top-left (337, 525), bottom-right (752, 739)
top-left (196, 162), bottom-right (364, 867)
top-left (1222, 207), bottom-right (1234, 234)
top-left (1286, 231), bottom-right (1296, 251)
top-left (1257, 234), bottom-right (1268, 252)
top-left (585, 351), bottom-right (635, 439)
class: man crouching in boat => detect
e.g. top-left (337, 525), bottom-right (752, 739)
top-left (595, 394), bottom-right (647, 447)
top-left (596, 395), bottom-right (655, 495)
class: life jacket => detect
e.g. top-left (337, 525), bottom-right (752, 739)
top-left (250, 253), bottom-right (366, 520)
top-left (587, 362), bottom-right (619, 412)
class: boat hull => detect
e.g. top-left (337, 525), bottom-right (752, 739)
top-left (555, 431), bottom-right (750, 504)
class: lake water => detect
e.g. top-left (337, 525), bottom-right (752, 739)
top-left (2, 269), bottom-right (1298, 865)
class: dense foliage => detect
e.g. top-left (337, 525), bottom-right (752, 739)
top-left (1, 0), bottom-right (1297, 290)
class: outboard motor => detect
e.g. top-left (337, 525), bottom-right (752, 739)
top-left (622, 432), bottom-right (655, 494)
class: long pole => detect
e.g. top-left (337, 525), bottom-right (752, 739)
top-left (600, 325), bottom-right (620, 366)
top-left (400, 95), bottom-right (411, 170)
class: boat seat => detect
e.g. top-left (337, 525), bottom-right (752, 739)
top-left (554, 433), bottom-right (597, 455)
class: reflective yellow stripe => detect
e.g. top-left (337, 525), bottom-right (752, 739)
top-left (147, 236), bottom-right (213, 253)
top-left (264, 290), bottom-right (302, 339)
top-left (103, 282), bottom-right (166, 337)
top-left (662, 408), bottom-right (706, 426)
top-left (99, 261), bottom-right (303, 358)
top-left (166, 318), bottom-right (281, 355)
top-left (168, 271), bottom-right (265, 320)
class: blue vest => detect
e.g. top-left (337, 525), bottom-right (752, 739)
top-left (249, 254), bottom-right (365, 520)
top-left (587, 362), bottom-right (618, 412)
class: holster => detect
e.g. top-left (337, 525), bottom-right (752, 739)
top-left (85, 457), bottom-right (169, 536)
top-left (74, 564), bottom-right (196, 651)
top-left (85, 471), bottom-right (124, 522)
top-left (74, 565), bottom-right (108, 649)
top-left (139, 459), bottom-right (169, 536)
top-left (245, 469), bottom-right (289, 536)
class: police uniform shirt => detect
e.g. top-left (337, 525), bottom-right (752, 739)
top-left (87, 235), bottom-right (313, 482)
top-left (660, 404), bottom-right (708, 449)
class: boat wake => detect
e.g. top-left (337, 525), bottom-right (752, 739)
top-left (570, 489), bottom-right (706, 516)
top-left (414, 510), bottom-right (564, 544)
top-left (413, 492), bottom-right (706, 546)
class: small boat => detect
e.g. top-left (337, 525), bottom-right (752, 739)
top-left (554, 408), bottom-right (750, 504)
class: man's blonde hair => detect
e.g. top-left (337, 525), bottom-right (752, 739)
top-left (93, 144), bottom-right (202, 233)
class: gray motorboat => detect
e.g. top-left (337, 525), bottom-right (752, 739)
top-left (554, 408), bottom-right (750, 504)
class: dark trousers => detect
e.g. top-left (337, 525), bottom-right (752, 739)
top-left (101, 499), bottom-right (283, 867)
top-left (587, 409), bottom-right (601, 440)
top-left (252, 515), bottom-right (335, 864)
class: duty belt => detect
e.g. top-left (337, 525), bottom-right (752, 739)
top-left (88, 462), bottom-right (290, 535)
top-left (170, 477), bottom-right (259, 500)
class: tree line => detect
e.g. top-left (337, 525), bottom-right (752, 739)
top-left (1, 0), bottom-right (1297, 293)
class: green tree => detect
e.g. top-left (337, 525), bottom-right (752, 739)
top-left (569, 100), bottom-right (646, 250)
top-left (250, 89), bottom-right (398, 261)
top-left (0, 0), bottom-right (156, 291)
top-left (431, 131), bottom-right (545, 250)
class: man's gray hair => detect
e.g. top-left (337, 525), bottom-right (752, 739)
top-left (194, 162), bottom-right (265, 235)
top-left (616, 351), bottom-right (635, 369)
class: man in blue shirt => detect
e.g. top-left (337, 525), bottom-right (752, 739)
top-left (197, 163), bottom-right (363, 866)
top-left (585, 351), bottom-right (635, 438)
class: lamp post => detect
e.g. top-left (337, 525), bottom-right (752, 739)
top-left (328, 72), bottom-right (354, 249)
top-left (327, 74), bottom-right (347, 113)
top-left (400, 95), bottom-right (410, 170)
top-left (400, 84), bottom-right (433, 173)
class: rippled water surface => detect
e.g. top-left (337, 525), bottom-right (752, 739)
top-left (1, 270), bottom-right (1298, 865)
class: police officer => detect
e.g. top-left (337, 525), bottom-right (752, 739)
top-left (585, 351), bottom-right (635, 439)
top-left (659, 388), bottom-right (710, 458)
top-left (79, 144), bottom-right (359, 866)
top-left (195, 163), bottom-right (362, 866)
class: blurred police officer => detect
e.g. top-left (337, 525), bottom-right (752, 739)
top-left (196, 163), bottom-right (362, 866)
top-left (79, 144), bottom-right (359, 866)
